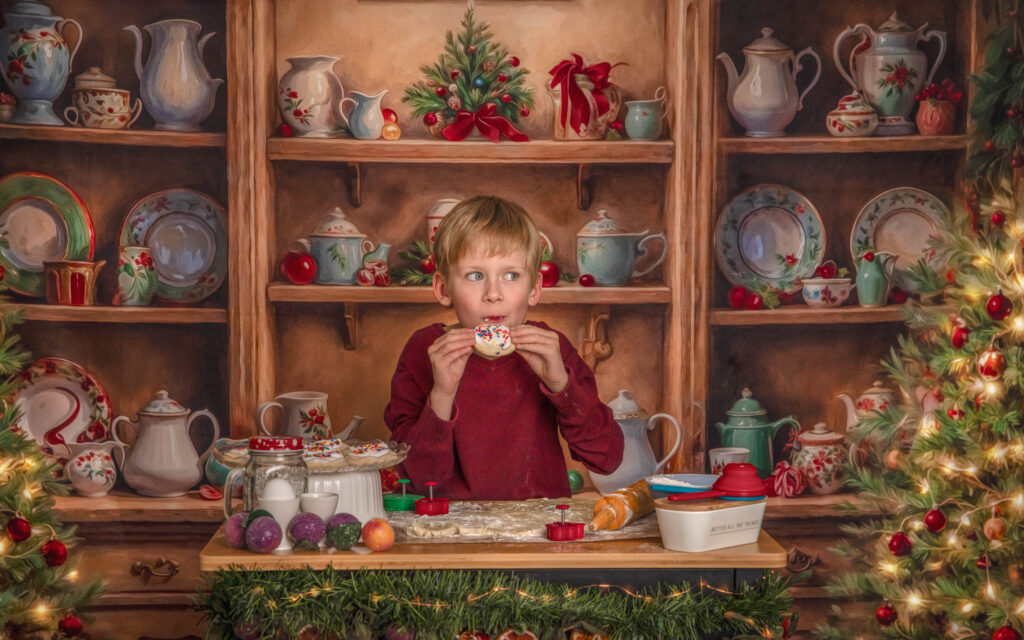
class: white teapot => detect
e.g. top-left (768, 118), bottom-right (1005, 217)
top-left (589, 390), bottom-right (681, 495)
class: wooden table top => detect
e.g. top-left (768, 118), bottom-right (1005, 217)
top-left (199, 527), bottom-right (786, 571)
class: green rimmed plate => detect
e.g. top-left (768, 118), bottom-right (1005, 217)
top-left (120, 189), bottom-right (227, 303)
top-left (850, 187), bottom-right (949, 292)
top-left (0, 172), bottom-right (95, 297)
top-left (714, 184), bottom-right (825, 294)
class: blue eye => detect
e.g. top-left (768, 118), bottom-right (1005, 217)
top-left (504, 272), bottom-right (520, 281)
top-left (467, 272), bottom-right (483, 281)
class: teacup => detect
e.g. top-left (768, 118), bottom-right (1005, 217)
top-left (256, 391), bottom-right (332, 439)
top-left (64, 88), bottom-right (142, 129)
top-left (624, 87), bottom-right (668, 140)
top-left (300, 492), bottom-right (339, 546)
top-left (708, 447), bottom-right (749, 475)
top-left (801, 278), bottom-right (853, 307)
top-left (44, 260), bottom-right (105, 306)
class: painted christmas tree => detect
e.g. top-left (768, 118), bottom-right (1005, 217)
top-left (404, 8), bottom-right (533, 142)
top-left (818, 3), bottom-right (1024, 637)
top-left (0, 304), bottom-right (103, 636)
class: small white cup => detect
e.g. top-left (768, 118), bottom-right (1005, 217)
top-left (708, 447), bottom-right (749, 475)
top-left (258, 497), bottom-right (301, 552)
top-left (300, 492), bottom-right (339, 521)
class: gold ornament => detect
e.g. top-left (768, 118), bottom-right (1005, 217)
top-left (446, 95), bottom-right (462, 110)
top-left (983, 516), bottom-right (1007, 541)
top-left (884, 448), bottom-right (902, 470)
top-left (381, 122), bottom-right (401, 140)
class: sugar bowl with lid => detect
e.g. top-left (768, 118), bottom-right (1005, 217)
top-left (63, 66), bottom-right (142, 129)
top-left (790, 422), bottom-right (848, 494)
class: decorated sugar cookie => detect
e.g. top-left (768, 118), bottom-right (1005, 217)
top-left (474, 323), bottom-right (515, 357)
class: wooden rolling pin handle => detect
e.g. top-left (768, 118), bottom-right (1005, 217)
top-left (588, 507), bottom-right (616, 532)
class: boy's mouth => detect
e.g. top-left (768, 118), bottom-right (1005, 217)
top-left (483, 315), bottom-right (506, 324)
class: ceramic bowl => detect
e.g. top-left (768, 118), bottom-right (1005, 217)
top-left (801, 277), bottom-right (853, 307)
top-left (645, 473), bottom-right (718, 499)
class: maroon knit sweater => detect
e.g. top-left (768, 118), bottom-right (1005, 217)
top-left (384, 321), bottom-right (624, 500)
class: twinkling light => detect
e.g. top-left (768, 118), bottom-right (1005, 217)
top-left (67, 570), bottom-right (78, 582)
top-left (986, 582), bottom-right (997, 599)
top-left (33, 603), bottom-right (48, 620)
top-left (881, 562), bottom-right (898, 576)
top-left (907, 592), bottom-right (924, 609)
top-left (962, 601), bottom-right (975, 614)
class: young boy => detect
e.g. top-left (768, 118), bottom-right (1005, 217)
top-left (384, 196), bottom-right (624, 500)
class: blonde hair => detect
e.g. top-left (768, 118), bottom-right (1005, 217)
top-left (433, 196), bottom-right (542, 285)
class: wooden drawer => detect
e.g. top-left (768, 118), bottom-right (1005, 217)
top-left (86, 602), bottom-right (204, 640)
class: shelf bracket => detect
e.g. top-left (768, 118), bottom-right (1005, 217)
top-left (338, 303), bottom-right (358, 350)
top-left (576, 164), bottom-right (593, 210)
top-left (341, 162), bottom-right (362, 208)
top-left (581, 306), bottom-right (612, 372)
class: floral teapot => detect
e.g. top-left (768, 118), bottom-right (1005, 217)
top-left (839, 380), bottom-right (897, 429)
top-left (300, 207), bottom-right (385, 286)
top-left (589, 390), bottom-right (681, 495)
top-left (790, 422), bottom-right (848, 495)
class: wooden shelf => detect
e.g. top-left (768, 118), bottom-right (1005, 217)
top-left (718, 134), bottom-right (969, 155)
top-left (267, 137), bottom-right (674, 164)
top-left (0, 123), bottom-right (226, 148)
top-left (2, 303), bottom-right (228, 324)
top-left (268, 283), bottom-right (672, 305)
top-left (763, 493), bottom-right (875, 520)
top-left (53, 490), bottom-right (231, 523)
top-left (709, 306), bottom-right (910, 326)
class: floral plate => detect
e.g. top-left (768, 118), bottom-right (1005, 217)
top-left (0, 172), bottom-right (95, 297)
top-left (714, 184), bottom-right (825, 293)
top-left (120, 188), bottom-right (227, 303)
top-left (850, 187), bottom-right (949, 292)
top-left (13, 357), bottom-right (112, 458)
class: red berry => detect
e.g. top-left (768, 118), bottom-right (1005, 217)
top-left (450, 70), bottom-right (461, 80)
top-left (519, 107), bottom-right (530, 117)
top-left (508, 56), bottom-right (520, 67)
top-left (948, 408), bottom-right (965, 419)
top-left (419, 254), bottom-right (435, 275)
top-left (381, 108), bottom-right (398, 123)
top-left (888, 531), bottom-right (911, 556)
top-left (279, 123), bottom-right (294, 137)
top-left (609, 121), bottom-right (624, 131)
top-left (945, 268), bottom-right (956, 284)
top-left (744, 293), bottom-right (764, 310)
top-left (951, 325), bottom-right (971, 349)
top-left (987, 291), bottom-right (1013, 321)
top-left (875, 603), bottom-right (897, 626)
top-left (728, 285), bottom-right (750, 309)
top-left (985, 141), bottom-right (996, 152)
top-left (435, 87), bottom-right (447, 97)
top-left (500, 94), bottom-right (512, 104)
top-left (58, 615), bottom-right (83, 638)
top-left (890, 287), bottom-right (909, 304)
top-left (923, 508), bottom-right (946, 533)
top-left (993, 627), bottom-right (1021, 640)
top-left (467, 46), bottom-right (476, 54)
top-left (992, 211), bottom-right (1006, 226)
top-left (863, 251), bottom-right (875, 262)
top-left (6, 515), bottom-right (31, 542)
top-left (423, 112), bottom-right (438, 126)
top-left (578, 274), bottom-right (596, 287)
top-left (41, 539), bottom-right (68, 565)
top-left (497, 73), bottom-right (508, 83)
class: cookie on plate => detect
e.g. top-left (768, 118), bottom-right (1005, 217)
top-left (473, 323), bottom-right (515, 357)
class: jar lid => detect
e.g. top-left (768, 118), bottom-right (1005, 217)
top-left (578, 209), bottom-right (641, 236)
top-left (311, 207), bottom-right (364, 237)
top-left (139, 390), bottom-right (187, 415)
top-left (864, 380), bottom-right (894, 396)
top-left (743, 27), bottom-right (791, 53)
top-left (249, 436), bottom-right (304, 452)
top-left (797, 422), bottom-right (846, 446)
top-left (6, 1), bottom-right (58, 18)
top-left (876, 11), bottom-right (915, 33)
top-left (726, 388), bottom-right (767, 417)
top-left (830, 92), bottom-right (875, 115)
top-left (606, 389), bottom-right (648, 420)
top-left (73, 66), bottom-right (117, 90)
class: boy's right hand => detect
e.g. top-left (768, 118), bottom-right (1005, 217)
top-left (427, 328), bottom-right (475, 417)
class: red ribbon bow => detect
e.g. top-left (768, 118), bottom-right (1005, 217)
top-left (548, 53), bottom-right (619, 135)
top-left (442, 103), bottom-right (530, 142)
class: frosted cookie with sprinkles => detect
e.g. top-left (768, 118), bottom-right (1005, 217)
top-left (473, 323), bottom-right (515, 357)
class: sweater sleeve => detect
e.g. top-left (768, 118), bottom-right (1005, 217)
top-left (540, 333), bottom-right (624, 476)
top-left (383, 329), bottom-right (459, 487)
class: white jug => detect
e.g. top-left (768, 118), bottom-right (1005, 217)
top-left (590, 390), bottom-right (681, 495)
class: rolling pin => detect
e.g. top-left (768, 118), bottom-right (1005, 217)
top-left (588, 479), bottom-right (655, 531)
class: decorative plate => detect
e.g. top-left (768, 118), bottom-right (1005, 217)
top-left (120, 189), bottom-right (227, 303)
top-left (0, 172), bottom-right (95, 297)
top-left (13, 357), bottom-right (112, 457)
top-left (715, 184), bottom-right (825, 293)
top-left (850, 187), bottom-right (949, 292)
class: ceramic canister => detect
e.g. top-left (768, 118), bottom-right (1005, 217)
top-left (790, 422), bottom-right (848, 494)
top-left (63, 66), bottom-right (142, 129)
top-left (576, 209), bottom-right (668, 286)
top-left (305, 207), bottom-right (373, 285)
top-left (116, 246), bottom-right (157, 306)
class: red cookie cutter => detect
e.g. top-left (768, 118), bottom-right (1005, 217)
top-left (414, 481), bottom-right (450, 516)
top-left (546, 504), bottom-right (585, 541)
top-left (667, 463), bottom-right (766, 502)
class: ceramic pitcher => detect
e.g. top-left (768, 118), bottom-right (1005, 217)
top-left (116, 246), bottom-right (157, 306)
top-left (715, 388), bottom-right (799, 478)
top-left (717, 28), bottom-right (820, 137)
top-left (590, 390), bottom-right (681, 495)
top-left (61, 441), bottom-right (122, 497)
top-left (577, 209), bottom-right (668, 286)
top-left (855, 250), bottom-right (896, 306)
top-left (257, 391), bottom-right (330, 440)
top-left (124, 19), bottom-right (224, 132)
top-left (340, 89), bottom-right (387, 140)
top-left (278, 56), bottom-right (345, 137)
top-left (624, 87), bottom-right (668, 140)
top-left (834, 12), bottom-right (946, 135)
top-left (0, 0), bottom-right (82, 126)
top-left (112, 390), bottom-right (220, 497)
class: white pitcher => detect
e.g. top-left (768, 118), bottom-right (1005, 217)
top-left (278, 56), bottom-right (346, 137)
top-left (590, 390), bottom-right (682, 495)
top-left (124, 19), bottom-right (224, 132)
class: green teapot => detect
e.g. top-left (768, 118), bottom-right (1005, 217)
top-left (715, 388), bottom-right (799, 478)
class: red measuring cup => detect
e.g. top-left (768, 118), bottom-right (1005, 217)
top-left (667, 463), bottom-right (766, 501)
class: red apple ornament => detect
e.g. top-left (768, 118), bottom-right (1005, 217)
top-left (888, 531), bottom-right (911, 556)
top-left (924, 508), bottom-right (946, 533)
top-left (6, 515), bottom-right (30, 542)
top-left (41, 539), bottom-right (67, 566)
top-left (281, 251), bottom-right (316, 285)
top-left (993, 627), bottom-right (1021, 640)
top-left (382, 108), bottom-right (398, 123)
top-left (58, 614), bottom-right (83, 637)
top-left (539, 261), bottom-right (560, 288)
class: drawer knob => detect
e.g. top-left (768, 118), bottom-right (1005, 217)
top-left (785, 546), bottom-right (820, 573)
top-left (130, 557), bottom-right (181, 583)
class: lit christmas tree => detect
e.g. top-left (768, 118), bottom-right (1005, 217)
top-left (818, 4), bottom-right (1024, 637)
top-left (404, 8), bottom-right (533, 142)
top-left (0, 304), bottom-right (103, 636)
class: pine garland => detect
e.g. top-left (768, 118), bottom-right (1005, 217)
top-left (195, 568), bottom-right (797, 640)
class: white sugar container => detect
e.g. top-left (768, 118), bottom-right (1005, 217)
top-left (654, 497), bottom-right (766, 553)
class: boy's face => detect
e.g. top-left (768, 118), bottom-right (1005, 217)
top-left (432, 242), bottom-right (541, 328)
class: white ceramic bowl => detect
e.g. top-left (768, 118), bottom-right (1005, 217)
top-left (801, 278), bottom-right (853, 307)
top-left (654, 497), bottom-right (766, 552)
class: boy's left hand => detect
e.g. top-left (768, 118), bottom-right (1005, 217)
top-left (510, 325), bottom-right (569, 393)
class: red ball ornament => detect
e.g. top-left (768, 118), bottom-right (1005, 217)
top-left (497, 73), bottom-right (508, 83)
top-left (923, 508), bottom-right (946, 533)
top-left (519, 107), bottom-right (530, 117)
top-left (888, 531), bottom-right (912, 556)
top-left (467, 45), bottom-right (477, 54)
top-left (508, 56), bottom-right (520, 67)
top-left (423, 112), bottom-right (438, 126)
top-left (987, 291), bottom-right (1013, 321)
top-left (976, 553), bottom-right (990, 569)
top-left (435, 86), bottom-right (447, 97)
top-left (500, 94), bottom-right (512, 104)
top-left (993, 627), bottom-right (1022, 640)
top-left (58, 614), bottom-right (83, 637)
top-left (728, 285), bottom-right (750, 309)
top-left (978, 348), bottom-right (1006, 380)
top-left (875, 602), bottom-right (897, 626)
top-left (951, 325), bottom-right (971, 349)
top-left (992, 211), bottom-right (1006, 226)
top-left (41, 539), bottom-right (68, 566)
top-left (986, 141), bottom-right (997, 152)
top-left (450, 70), bottom-right (461, 80)
top-left (6, 515), bottom-right (30, 542)
top-left (744, 292), bottom-right (764, 310)
top-left (578, 274), bottom-right (596, 287)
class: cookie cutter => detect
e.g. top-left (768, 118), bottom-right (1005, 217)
top-left (383, 478), bottom-right (423, 512)
top-left (546, 504), bottom-right (585, 541)
top-left (414, 481), bottom-right (450, 516)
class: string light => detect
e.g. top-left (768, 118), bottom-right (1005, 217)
top-left (961, 601), bottom-right (975, 614)
top-left (986, 582), bottom-right (997, 600)
top-left (33, 603), bottom-right (49, 620)
top-left (1015, 598), bottom-right (1024, 614)
top-left (66, 570), bottom-right (78, 582)
top-left (906, 591), bottom-right (924, 609)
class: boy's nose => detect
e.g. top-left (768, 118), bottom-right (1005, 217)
top-left (483, 280), bottom-right (502, 302)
